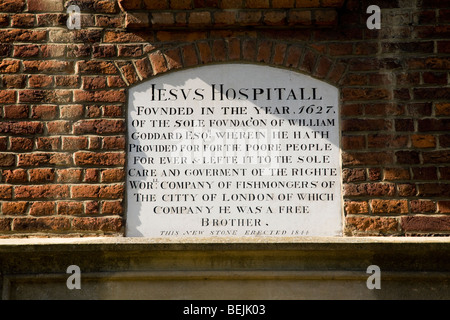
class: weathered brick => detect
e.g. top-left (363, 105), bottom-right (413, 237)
top-left (0, 0), bottom-right (26, 12)
top-left (402, 216), bottom-right (450, 232)
top-left (31, 105), bottom-right (58, 120)
top-left (371, 199), bottom-right (408, 214)
top-left (29, 201), bottom-right (55, 216)
top-left (28, 168), bottom-right (55, 183)
top-left (102, 200), bottom-right (123, 215)
top-left (72, 216), bottom-right (123, 232)
top-left (13, 217), bottom-right (70, 232)
top-left (2, 201), bottom-right (27, 215)
top-left (344, 201), bottom-right (369, 214)
top-left (2, 169), bottom-right (26, 183)
top-left (346, 217), bottom-right (399, 234)
top-left (73, 119), bottom-right (125, 135)
top-left (74, 151), bottom-right (125, 166)
top-left (74, 90), bottom-right (125, 103)
top-left (2, 75), bottom-right (26, 88)
top-left (4, 105), bottom-right (28, 119)
top-left (411, 200), bottom-right (436, 213)
top-left (57, 201), bottom-right (83, 215)
top-left (10, 137), bottom-right (34, 151)
top-left (57, 169), bottom-right (82, 183)
top-left (14, 185), bottom-right (69, 199)
top-left (17, 152), bottom-right (72, 167)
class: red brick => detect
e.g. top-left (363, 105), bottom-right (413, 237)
top-left (10, 137), bottom-right (33, 151)
top-left (0, 29), bottom-right (47, 43)
top-left (182, 44), bottom-right (198, 67)
top-left (77, 60), bottom-right (117, 74)
top-left (346, 217), bottom-right (399, 234)
top-left (86, 104), bottom-right (102, 118)
top-left (57, 202), bottom-right (83, 215)
top-left (343, 183), bottom-right (396, 197)
top-left (62, 137), bottom-right (88, 151)
top-left (417, 183), bottom-right (450, 197)
top-left (2, 201), bottom-right (28, 215)
top-left (103, 105), bottom-right (123, 118)
top-left (30, 105), bottom-right (57, 121)
top-left (2, 169), bottom-right (26, 183)
top-left (169, 0), bottom-right (192, 9)
top-left (28, 0), bottom-right (63, 11)
top-left (73, 119), bottom-right (125, 135)
top-left (101, 168), bottom-right (125, 182)
top-left (74, 152), bottom-right (125, 166)
top-left (149, 51), bottom-right (168, 75)
top-left (342, 135), bottom-right (365, 150)
top-left (2, 75), bottom-right (26, 88)
top-left (57, 169), bottom-right (82, 183)
top-left (344, 201), bottom-right (369, 214)
top-left (94, 185), bottom-right (122, 199)
top-left (342, 168), bottom-right (366, 183)
top-left (422, 151), bottom-right (450, 164)
top-left (0, 154), bottom-right (15, 167)
top-left (19, 89), bottom-right (72, 104)
top-left (384, 168), bottom-right (410, 181)
top-left (102, 201), bottom-right (123, 215)
top-left (4, 105), bottom-right (28, 119)
top-left (411, 200), bottom-right (436, 213)
top-left (13, 217), bottom-right (70, 232)
top-left (0, 0), bottom-right (25, 12)
top-left (13, 44), bottom-right (39, 58)
top-left (342, 152), bottom-right (393, 166)
top-left (418, 119), bottom-right (450, 132)
top-left (28, 75), bottom-right (53, 88)
top-left (143, 0), bottom-right (167, 10)
top-left (47, 120), bottom-right (71, 134)
top-left (402, 216), bottom-right (450, 232)
top-left (15, 185), bottom-right (69, 199)
top-left (371, 199), bottom-right (408, 214)
top-left (85, 200), bottom-right (99, 214)
top-left (395, 151), bottom-right (420, 164)
top-left (367, 134), bottom-right (408, 149)
top-left (29, 201), bottom-right (55, 216)
top-left (435, 103), bottom-right (450, 116)
top-left (17, 153), bottom-right (72, 167)
top-left (107, 76), bottom-right (127, 88)
top-left (72, 216), bottom-right (123, 232)
top-left (411, 134), bottom-right (436, 148)
top-left (0, 60), bottom-right (20, 73)
top-left (23, 60), bottom-right (73, 74)
top-left (412, 167), bottom-right (437, 180)
top-left (35, 137), bottom-right (60, 150)
top-left (263, 11), bottom-right (287, 25)
top-left (71, 185), bottom-right (100, 199)
top-left (84, 169), bottom-right (99, 182)
top-left (188, 11), bottom-right (211, 26)
top-left (214, 11), bottom-right (236, 26)
top-left (438, 201), bottom-right (450, 213)
top-left (74, 90), bottom-right (125, 103)
top-left (103, 136), bottom-right (125, 150)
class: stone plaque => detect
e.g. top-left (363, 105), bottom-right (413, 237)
top-left (126, 64), bottom-right (342, 239)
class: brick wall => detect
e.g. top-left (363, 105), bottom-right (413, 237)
top-left (0, 0), bottom-right (448, 237)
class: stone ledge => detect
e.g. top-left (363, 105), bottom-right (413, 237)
top-left (1, 236), bottom-right (449, 299)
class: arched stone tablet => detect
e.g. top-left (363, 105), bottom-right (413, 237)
top-left (126, 64), bottom-right (342, 240)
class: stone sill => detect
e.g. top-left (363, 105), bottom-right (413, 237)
top-left (1, 236), bottom-right (449, 299)
top-left (1, 236), bottom-right (449, 252)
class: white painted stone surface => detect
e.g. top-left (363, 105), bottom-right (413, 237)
top-left (126, 64), bottom-right (341, 239)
